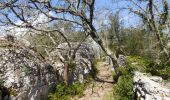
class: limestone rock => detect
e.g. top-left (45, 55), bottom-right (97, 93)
top-left (117, 54), bottom-right (126, 67)
top-left (51, 42), bottom-right (95, 83)
top-left (0, 45), bottom-right (58, 100)
top-left (134, 71), bottom-right (170, 100)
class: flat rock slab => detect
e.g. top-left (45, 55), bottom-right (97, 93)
top-left (134, 71), bottom-right (170, 100)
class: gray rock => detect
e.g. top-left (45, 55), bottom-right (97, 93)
top-left (0, 38), bottom-right (95, 100)
top-left (134, 71), bottom-right (170, 100)
top-left (117, 54), bottom-right (126, 67)
top-left (51, 42), bottom-right (94, 83)
top-left (0, 41), bottom-right (58, 100)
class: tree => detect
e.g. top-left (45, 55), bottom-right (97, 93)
top-left (0, 0), bottom-right (121, 84)
top-left (126, 0), bottom-right (170, 61)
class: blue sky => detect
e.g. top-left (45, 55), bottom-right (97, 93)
top-left (95, 0), bottom-right (170, 28)
top-left (95, 0), bottom-right (140, 28)
top-left (1, 0), bottom-right (170, 33)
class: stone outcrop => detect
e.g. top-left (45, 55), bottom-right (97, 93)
top-left (0, 37), bottom-right (95, 100)
top-left (0, 38), bottom-right (58, 100)
top-left (51, 42), bottom-right (95, 83)
top-left (134, 71), bottom-right (170, 100)
top-left (117, 54), bottom-right (126, 67)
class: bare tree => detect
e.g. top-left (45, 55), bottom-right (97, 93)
top-left (0, 0), bottom-right (120, 85)
top-left (125, 0), bottom-right (170, 60)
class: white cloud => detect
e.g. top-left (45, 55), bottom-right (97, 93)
top-left (0, 13), bottom-right (51, 36)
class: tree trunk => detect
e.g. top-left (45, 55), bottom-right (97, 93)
top-left (88, 25), bottom-right (119, 75)
top-left (63, 63), bottom-right (69, 85)
top-left (155, 31), bottom-right (170, 60)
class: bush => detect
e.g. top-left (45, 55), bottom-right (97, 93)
top-left (48, 82), bottom-right (87, 100)
top-left (113, 74), bottom-right (134, 100)
top-left (89, 60), bottom-right (99, 79)
top-left (127, 56), bottom-right (170, 80)
top-left (146, 61), bottom-right (170, 80)
top-left (126, 56), bottom-right (150, 72)
top-left (112, 56), bottom-right (146, 100)
top-left (113, 55), bottom-right (170, 99)
top-left (112, 66), bottom-right (134, 100)
top-left (48, 59), bottom-right (98, 100)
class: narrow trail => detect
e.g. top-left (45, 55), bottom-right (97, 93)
top-left (78, 62), bottom-right (114, 100)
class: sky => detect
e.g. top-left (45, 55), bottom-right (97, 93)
top-left (1, 0), bottom-right (170, 36)
top-left (95, 0), bottom-right (170, 28)
top-left (95, 0), bottom-right (140, 28)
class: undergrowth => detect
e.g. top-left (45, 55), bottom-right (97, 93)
top-left (48, 55), bottom-right (170, 100)
top-left (48, 59), bottom-right (98, 100)
top-left (112, 56), bottom-right (170, 100)
top-left (127, 56), bottom-right (170, 80)
top-left (48, 82), bottom-right (87, 100)
top-left (112, 66), bottom-right (134, 100)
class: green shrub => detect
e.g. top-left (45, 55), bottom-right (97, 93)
top-left (118, 67), bottom-right (129, 75)
top-left (48, 59), bottom-right (98, 100)
top-left (160, 67), bottom-right (170, 80)
top-left (112, 57), bottom-right (139, 100)
top-left (126, 56), bottom-right (150, 72)
top-left (113, 56), bottom-right (170, 100)
top-left (88, 59), bottom-right (99, 79)
top-left (69, 60), bottom-right (77, 71)
top-left (23, 65), bottom-right (31, 76)
top-left (48, 82), bottom-right (86, 100)
top-left (126, 56), bottom-right (170, 80)
top-left (112, 71), bottom-right (118, 81)
top-left (113, 74), bottom-right (134, 100)
top-left (9, 87), bottom-right (17, 96)
top-left (146, 61), bottom-right (170, 80)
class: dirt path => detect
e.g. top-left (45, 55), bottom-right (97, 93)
top-left (78, 62), bottom-right (114, 100)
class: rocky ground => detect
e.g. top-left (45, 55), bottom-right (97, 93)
top-left (77, 62), bottom-right (114, 100)
top-left (134, 71), bottom-right (170, 100)
top-left (75, 61), bottom-right (170, 100)
top-left (0, 39), bottom-right (96, 100)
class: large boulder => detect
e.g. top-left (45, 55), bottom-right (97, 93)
top-left (51, 42), bottom-right (95, 83)
top-left (134, 71), bottom-right (170, 100)
top-left (0, 38), bottom-right (58, 100)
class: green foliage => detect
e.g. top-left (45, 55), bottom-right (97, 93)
top-left (105, 19), bottom-right (151, 56)
top-left (112, 56), bottom-right (150, 100)
top-left (25, 32), bottom-right (61, 57)
top-left (113, 66), bottom-right (135, 100)
top-left (68, 32), bottom-right (86, 42)
top-left (112, 67), bottom-right (131, 82)
top-left (9, 88), bottom-right (17, 96)
top-left (89, 59), bottom-right (99, 79)
top-left (126, 56), bottom-right (150, 72)
top-left (69, 61), bottom-right (77, 71)
top-left (48, 82), bottom-right (86, 100)
top-left (146, 61), bottom-right (170, 80)
top-left (48, 59), bottom-right (97, 100)
top-left (104, 15), bottom-right (163, 59)
top-left (112, 71), bottom-right (118, 81)
top-left (126, 56), bottom-right (170, 80)
top-left (104, 91), bottom-right (114, 100)
top-left (23, 65), bottom-right (31, 76)
top-left (113, 68), bottom-right (134, 100)
top-left (159, 67), bottom-right (170, 80)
